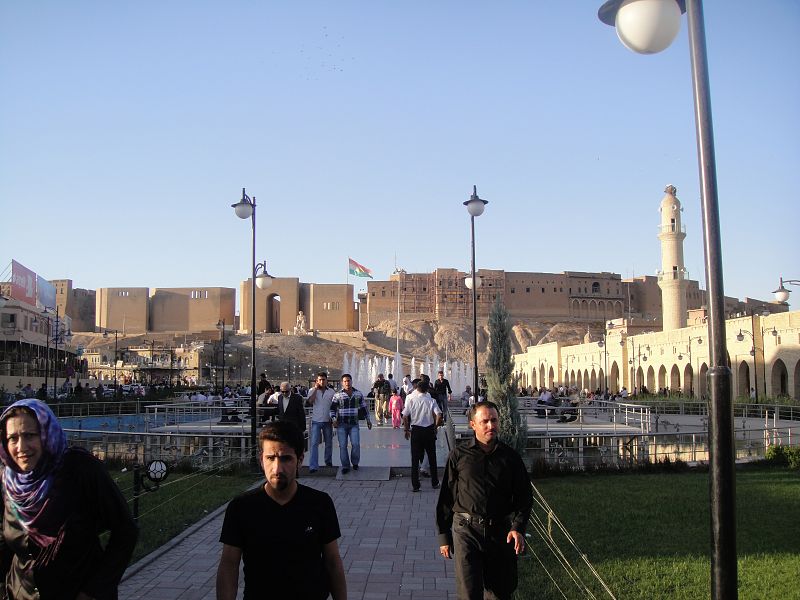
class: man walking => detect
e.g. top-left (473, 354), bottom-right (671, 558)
top-left (433, 370), bottom-right (453, 423)
top-left (371, 373), bottom-right (392, 426)
top-left (272, 381), bottom-right (307, 440)
top-left (330, 373), bottom-right (372, 474)
top-left (216, 421), bottom-right (346, 600)
top-left (402, 379), bottom-right (441, 492)
top-left (306, 372), bottom-right (335, 472)
top-left (436, 401), bottom-right (533, 600)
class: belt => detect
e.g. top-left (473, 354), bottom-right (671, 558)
top-left (455, 512), bottom-right (502, 527)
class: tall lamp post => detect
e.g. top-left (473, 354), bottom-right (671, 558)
top-left (678, 335), bottom-right (703, 397)
top-left (52, 311), bottom-right (72, 400)
top-left (393, 267), bottom-right (406, 355)
top-left (464, 186), bottom-right (488, 397)
top-left (103, 329), bottom-right (120, 396)
top-left (232, 188), bottom-right (274, 464)
top-left (596, 321), bottom-right (614, 395)
top-left (217, 319), bottom-right (227, 393)
top-left (599, 1), bottom-right (736, 596)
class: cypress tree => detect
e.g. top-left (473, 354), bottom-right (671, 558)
top-left (485, 296), bottom-right (527, 453)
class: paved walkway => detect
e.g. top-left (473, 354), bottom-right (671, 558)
top-left (119, 424), bottom-right (456, 599)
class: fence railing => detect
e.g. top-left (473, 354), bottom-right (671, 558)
top-left (65, 428), bottom-right (252, 468)
top-left (523, 424), bottom-right (796, 469)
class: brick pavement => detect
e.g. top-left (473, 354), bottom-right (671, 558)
top-left (119, 473), bottom-right (456, 599)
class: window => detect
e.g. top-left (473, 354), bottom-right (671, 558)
top-left (542, 288), bottom-right (545, 293)
top-left (118, 291), bottom-right (129, 297)
top-left (511, 288), bottom-right (515, 294)
top-left (381, 290), bottom-right (386, 297)
top-left (592, 282), bottom-right (600, 294)
top-left (526, 287), bottom-right (530, 293)
top-left (323, 302), bottom-right (340, 311)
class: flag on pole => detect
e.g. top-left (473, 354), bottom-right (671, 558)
top-left (348, 257), bottom-right (373, 279)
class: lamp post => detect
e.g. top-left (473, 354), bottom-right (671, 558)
top-left (217, 319), bottom-right (226, 393)
top-left (51, 308), bottom-right (72, 400)
top-left (464, 185), bottom-right (488, 397)
top-left (232, 188), bottom-right (274, 464)
top-left (599, 2), bottom-right (736, 595)
top-left (773, 277), bottom-right (799, 305)
top-left (103, 329), bottom-right (120, 397)
top-left (596, 321), bottom-right (614, 395)
top-left (678, 335), bottom-right (703, 397)
top-left (393, 267), bottom-right (406, 355)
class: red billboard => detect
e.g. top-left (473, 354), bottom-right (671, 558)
top-left (10, 260), bottom-right (36, 306)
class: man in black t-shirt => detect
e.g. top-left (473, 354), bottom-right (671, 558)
top-left (216, 421), bottom-right (346, 600)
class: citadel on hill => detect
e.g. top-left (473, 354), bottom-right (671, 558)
top-left (1, 187), bottom-right (796, 399)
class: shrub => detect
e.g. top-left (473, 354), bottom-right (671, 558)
top-left (765, 445), bottom-right (787, 465)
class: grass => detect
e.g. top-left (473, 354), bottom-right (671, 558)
top-left (517, 465), bottom-right (800, 599)
top-left (110, 465), bottom-right (261, 563)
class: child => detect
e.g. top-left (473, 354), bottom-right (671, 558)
top-left (389, 391), bottom-right (404, 429)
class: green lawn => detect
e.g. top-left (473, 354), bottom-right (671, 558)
top-left (518, 466), bottom-right (800, 599)
top-left (111, 467), bottom-right (261, 563)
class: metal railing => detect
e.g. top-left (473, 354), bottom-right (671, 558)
top-left (523, 424), bottom-right (797, 469)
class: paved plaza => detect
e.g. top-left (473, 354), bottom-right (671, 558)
top-left (119, 425), bottom-right (456, 600)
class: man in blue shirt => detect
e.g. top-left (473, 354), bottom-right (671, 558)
top-left (330, 373), bottom-right (372, 474)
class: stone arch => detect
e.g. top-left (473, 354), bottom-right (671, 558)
top-left (647, 366), bottom-right (655, 392)
top-left (670, 364), bottom-right (681, 392)
top-left (698, 363), bottom-right (709, 399)
top-left (636, 366), bottom-right (644, 392)
top-left (770, 359), bottom-right (789, 398)
top-left (683, 364), bottom-right (694, 397)
top-left (609, 362), bottom-right (620, 393)
top-left (266, 293), bottom-right (281, 333)
top-left (590, 369), bottom-right (598, 392)
top-left (737, 361), bottom-right (751, 399)
top-left (548, 366), bottom-right (555, 389)
top-left (589, 300), bottom-right (598, 319)
top-left (581, 300), bottom-right (589, 319)
top-left (598, 368), bottom-right (605, 392)
top-left (658, 365), bottom-right (667, 390)
top-left (795, 360), bottom-right (800, 402)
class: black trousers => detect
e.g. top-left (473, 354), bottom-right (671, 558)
top-left (452, 517), bottom-right (517, 600)
top-left (410, 424), bottom-right (438, 490)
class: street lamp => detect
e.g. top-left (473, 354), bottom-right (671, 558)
top-left (773, 277), bottom-right (799, 304)
top-left (678, 335), bottom-right (703, 397)
top-left (596, 321), bottom-right (614, 395)
top-left (599, 1), bottom-right (736, 596)
top-left (103, 329), bottom-right (120, 397)
top-left (735, 329), bottom-right (758, 400)
top-left (393, 267), bottom-right (406, 355)
top-left (48, 308), bottom-right (72, 400)
top-left (464, 185), bottom-right (488, 397)
top-left (217, 319), bottom-right (226, 394)
top-left (232, 187), bottom-right (274, 464)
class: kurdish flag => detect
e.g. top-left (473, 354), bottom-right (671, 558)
top-left (348, 257), bottom-right (373, 279)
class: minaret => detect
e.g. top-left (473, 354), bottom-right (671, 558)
top-left (657, 185), bottom-right (688, 330)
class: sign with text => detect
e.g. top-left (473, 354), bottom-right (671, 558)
top-left (10, 260), bottom-right (36, 306)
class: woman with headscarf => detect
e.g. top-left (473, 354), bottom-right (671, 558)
top-left (0, 399), bottom-right (137, 599)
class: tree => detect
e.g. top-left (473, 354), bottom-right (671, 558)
top-left (485, 296), bottom-right (527, 454)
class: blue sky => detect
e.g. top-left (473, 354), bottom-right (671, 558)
top-left (2, 2), bottom-right (798, 309)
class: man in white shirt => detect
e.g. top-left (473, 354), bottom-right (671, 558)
top-left (402, 380), bottom-right (442, 492)
top-left (306, 372), bottom-right (336, 472)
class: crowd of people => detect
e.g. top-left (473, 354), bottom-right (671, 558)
top-left (0, 368), bottom-right (534, 599)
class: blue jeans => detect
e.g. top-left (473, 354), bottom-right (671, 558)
top-left (309, 421), bottom-right (333, 469)
top-left (336, 422), bottom-right (360, 469)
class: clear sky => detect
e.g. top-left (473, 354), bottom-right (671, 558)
top-left (2, 2), bottom-right (798, 309)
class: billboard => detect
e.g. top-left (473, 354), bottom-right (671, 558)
top-left (9, 260), bottom-right (57, 310)
top-left (37, 275), bottom-right (56, 309)
top-left (10, 260), bottom-right (36, 306)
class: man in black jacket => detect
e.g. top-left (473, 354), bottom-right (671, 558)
top-left (273, 381), bottom-right (307, 442)
top-left (436, 401), bottom-right (533, 600)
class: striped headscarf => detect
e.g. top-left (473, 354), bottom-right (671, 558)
top-left (0, 399), bottom-right (68, 547)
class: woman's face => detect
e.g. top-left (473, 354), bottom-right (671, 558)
top-left (5, 414), bottom-right (43, 472)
